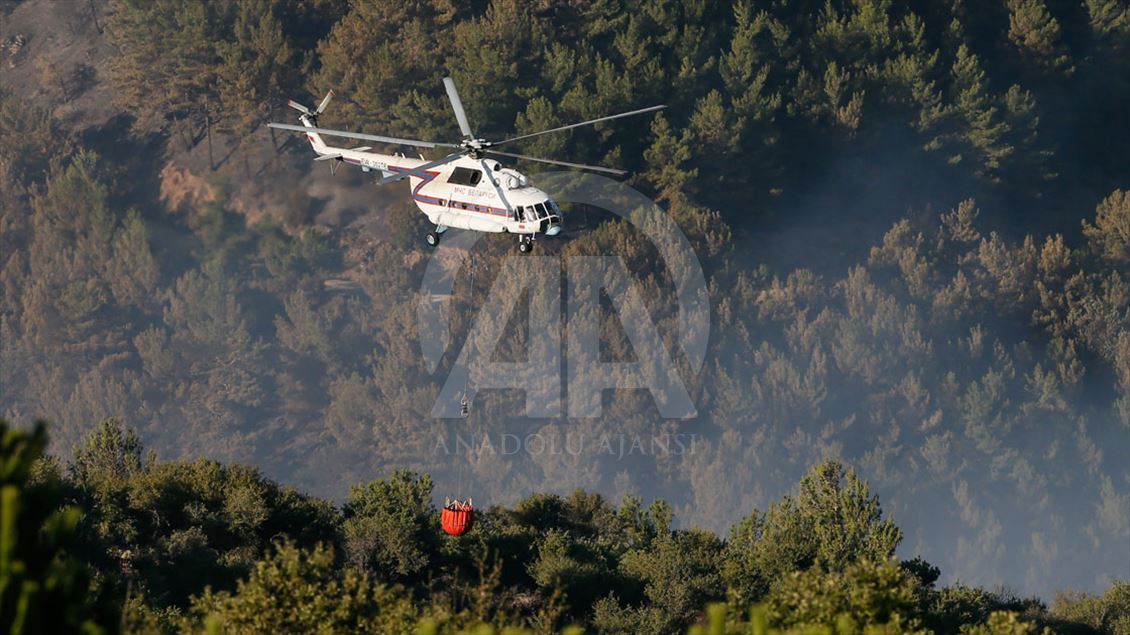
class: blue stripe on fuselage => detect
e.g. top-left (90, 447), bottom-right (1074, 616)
top-left (378, 164), bottom-right (511, 217)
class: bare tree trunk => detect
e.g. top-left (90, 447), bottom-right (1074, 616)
top-left (88, 0), bottom-right (102, 34)
top-left (206, 111), bottom-right (214, 171)
top-left (269, 106), bottom-right (279, 153)
top-left (175, 115), bottom-right (192, 153)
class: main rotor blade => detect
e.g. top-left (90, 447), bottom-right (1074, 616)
top-left (443, 77), bottom-right (474, 139)
top-left (479, 158), bottom-right (512, 212)
top-left (486, 149), bottom-right (627, 176)
top-left (491, 104), bottom-right (666, 147)
top-left (267, 122), bottom-right (459, 149)
top-left (374, 152), bottom-right (465, 186)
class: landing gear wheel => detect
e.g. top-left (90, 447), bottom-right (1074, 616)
top-left (425, 232), bottom-right (440, 247)
top-left (518, 240), bottom-right (532, 254)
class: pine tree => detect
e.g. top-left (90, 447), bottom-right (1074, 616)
top-left (0, 90), bottom-right (67, 184)
top-left (1082, 189), bottom-right (1130, 265)
top-left (947, 45), bottom-right (1012, 181)
top-left (1005, 0), bottom-right (1073, 74)
top-left (106, 0), bottom-right (228, 130)
top-left (1086, 0), bottom-right (1130, 53)
top-left (643, 114), bottom-right (697, 204)
top-left (314, 0), bottom-right (455, 131)
top-left (216, 0), bottom-right (298, 139)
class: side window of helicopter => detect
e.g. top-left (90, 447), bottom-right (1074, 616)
top-left (513, 206), bottom-right (523, 222)
top-left (448, 167), bottom-right (482, 187)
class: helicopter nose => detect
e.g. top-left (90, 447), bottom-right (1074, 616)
top-left (545, 223), bottom-right (561, 237)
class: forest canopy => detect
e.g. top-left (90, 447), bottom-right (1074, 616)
top-left (3, 418), bottom-right (1128, 634)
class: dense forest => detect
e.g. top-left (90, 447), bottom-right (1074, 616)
top-left (0, 0), bottom-right (1127, 625)
top-left (3, 419), bottom-right (1128, 633)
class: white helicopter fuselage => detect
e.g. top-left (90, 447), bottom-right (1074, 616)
top-left (302, 117), bottom-right (562, 237)
top-left (270, 81), bottom-right (660, 252)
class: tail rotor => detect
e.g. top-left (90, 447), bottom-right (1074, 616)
top-left (287, 90), bottom-right (334, 124)
top-left (287, 99), bottom-right (312, 117)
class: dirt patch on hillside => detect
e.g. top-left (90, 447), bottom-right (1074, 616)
top-left (0, 0), bottom-right (118, 131)
top-left (159, 163), bottom-right (216, 214)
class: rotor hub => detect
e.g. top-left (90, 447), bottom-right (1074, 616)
top-left (461, 138), bottom-right (492, 156)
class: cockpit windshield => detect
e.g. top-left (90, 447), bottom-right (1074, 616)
top-left (513, 200), bottom-right (561, 223)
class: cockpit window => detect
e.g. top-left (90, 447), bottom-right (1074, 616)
top-left (512, 202), bottom-right (560, 222)
top-left (447, 167), bottom-right (482, 186)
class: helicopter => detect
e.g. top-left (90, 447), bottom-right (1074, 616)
top-left (268, 78), bottom-right (663, 253)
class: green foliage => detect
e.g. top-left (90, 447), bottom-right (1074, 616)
top-left (1083, 190), bottom-right (1130, 266)
top-left (959, 611), bottom-right (1050, 635)
top-left (1050, 581), bottom-right (1130, 634)
top-left (187, 540), bottom-right (418, 634)
top-left (67, 419), bottom-right (340, 610)
top-left (764, 558), bottom-right (926, 633)
top-left (0, 420), bottom-right (115, 634)
top-left (107, 0), bottom-right (321, 135)
top-left (689, 600), bottom-right (1045, 635)
top-left (0, 89), bottom-right (67, 185)
top-left (214, 0), bottom-right (301, 137)
top-left (1005, 0), bottom-right (1072, 75)
top-left (612, 528), bottom-right (725, 632)
top-left (924, 585), bottom-right (1046, 634)
top-left (313, 0), bottom-right (454, 134)
top-left (107, 0), bottom-right (227, 127)
top-left (946, 46), bottom-right (1014, 181)
top-left (644, 114), bottom-right (698, 204)
top-left (723, 461), bottom-right (902, 603)
top-left (342, 470), bottom-right (438, 581)
top-left (529, 529), bottom-right (616, 619)
top-left (3, 423), bottom-right (1128, 633)
top-left (69, 417), bottom-right (146, 487)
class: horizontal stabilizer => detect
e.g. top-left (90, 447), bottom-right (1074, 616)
top-left (350, 146), bottom-right (372, 152)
